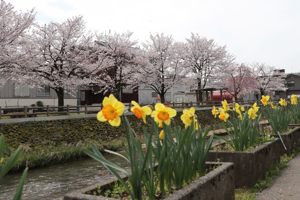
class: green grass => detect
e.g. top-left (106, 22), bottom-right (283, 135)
top-left (235, 153), bottom-right (295, 200)
top-left (11, 138), bottom-right (125, 171)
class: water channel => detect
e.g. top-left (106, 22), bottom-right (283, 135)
top-left (0, 156), bottom-right (126, 200)
top-left (0, 136), bottom-right (226, 200)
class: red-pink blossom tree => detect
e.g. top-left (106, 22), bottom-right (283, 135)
top-left (221, 63), bottom-right (257, 101)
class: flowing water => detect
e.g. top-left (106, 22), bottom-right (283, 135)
top-left (0, 136), bottom-right (226, 200)
top-left (0, 156), bottom-right (126, 200)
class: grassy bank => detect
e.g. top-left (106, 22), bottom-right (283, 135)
top-left (0, 109), bottom-right (217, 171)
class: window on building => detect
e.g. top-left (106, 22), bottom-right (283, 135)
top-left (37, 86), bottom-right (51, 97)
top-left (14, 84), bottom-right (30, 97)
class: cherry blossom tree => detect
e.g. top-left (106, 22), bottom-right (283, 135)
top-left (0, 0), bottom-right (34, 83)
top-left (253, 63), bottom-right (287, 96)
top-left (94, 31), bottom-right (145, 100)
top-left (21, 16), bottom-right (108, 108)
top-left (220, 63), bottom-right (257, 101)
top-left (185, 33), bottom-right (232, 102)
top-left (142, 33), bottom-right (186, 103)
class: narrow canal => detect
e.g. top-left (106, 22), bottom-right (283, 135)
top-left (0, 135), bottom-right (226, 200)
top-left (0, 156), bottom-right (126, 200)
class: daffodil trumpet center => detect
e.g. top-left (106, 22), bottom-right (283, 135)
top-left (158, 111), bottom-right (170, 121)
top-left (133, 107), bottom-right (143, 119)
top-left (102, 104), bottom-right (118, 120)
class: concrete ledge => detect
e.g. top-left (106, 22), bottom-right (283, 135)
top-left (63, 162), bottom-right (234, 200)
top-left (278, 127), bottom-right (300, 155)
top-left (207, 139), bottom-right (281, 188)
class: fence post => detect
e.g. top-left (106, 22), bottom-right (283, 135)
top-left (24, 106), bottom-right (28, 117)
top-left (47, 105), bottom-right (49, 116)
top-left (84, 104), bottom-right (87, 114)
top-left (0, 106), bottom-right (2, 119)
top-left (66, 105), bottom-right (69, 114)
top-left (77, 105), bottom-right (80, 114)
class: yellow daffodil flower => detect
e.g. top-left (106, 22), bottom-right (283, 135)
top-left (130, 101), bottom-right (152, 123)
top-left (234, 103), bottom-right (243, 120)
top-left (252, 102), bottom-right (260, 113)
top-left (151, 103), bottom-right (177, 127)
top-left (291, 94), bottom-right (298, 105)
top-left (97, 94), bottom-right (125, 127)
top-left (234, 103), bottom-right (240, 111)
top-left (261, 95), bottom-right (270, 106)
top-left (221, 100), bottom-right (230, 112)
top-left (269, 102), bottom-right (277, 109)
top-left (248, 107), bottom-right (257, 120)
top-left (218, 109), bottom-right (229, 122)
top-left (159, 130), bottom-right (165, 140)
top-left (240, 105), bottom-right (245, 112)
top-left (181, 107), bottom-right (198, 129)
top-left (211, 106), bottom-right (219, 118)
top-left (279, 98), bottom-right (287, 107)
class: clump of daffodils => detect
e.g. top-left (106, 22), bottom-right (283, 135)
top-left (93, 94), bottom-right (213, 199)
top-left (96, 94), bottom-right (201, 139)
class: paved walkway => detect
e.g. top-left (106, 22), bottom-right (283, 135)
top-left (257, 154), bottom-right (300, 200)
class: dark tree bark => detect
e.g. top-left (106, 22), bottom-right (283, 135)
top-left (197, 79), bottom-right (203, 103)
top-left (54, 87), bottom-right (64, 111)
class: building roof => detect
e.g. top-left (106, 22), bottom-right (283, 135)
top-left (287, 73), bottom-right (300, 77)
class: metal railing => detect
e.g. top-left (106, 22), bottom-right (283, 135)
top-left (0, 100), bottom-right (259, 119)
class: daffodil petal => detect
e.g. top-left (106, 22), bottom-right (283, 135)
top-left (114, 102), bottom-right (125, 115)
top-left (97, 111), bottom-right (107, 122)
top-left (109, 117), bottom-right (121, 127)
top-left (108, 94), bottom-right (118, 102)
top-left (131, 100), bottom-right (139, 107)
top-left (142, 116), bottom-right (147, 124)
top-left (189, 107), bottom-right (195, 114)
top-left (102, 96), bottom-right (110, 106)
top-left (151, 110), bottom-right (158, 118)
top-left (142, 106), bottom-right (152, 115)
top-left (155, 103), bottom-right (165, 111)
top-left (165, 119), bottom-right (171, 125)
top-left (166, 107), bottom-right (177, 117)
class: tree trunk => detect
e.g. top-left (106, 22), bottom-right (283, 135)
top-left (260, 88), bottom-right (265, 96)
top-left (55, 87), bottom-right (64, 111)
top-left (160, 93), bottom-right (165, 103)
top-left (234, 93), bottom-right (238, 102)
top-left (197, 80), bottom-right (203, 103)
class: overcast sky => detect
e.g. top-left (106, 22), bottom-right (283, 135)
top-left (7, 0), bottom-right (300, 73)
